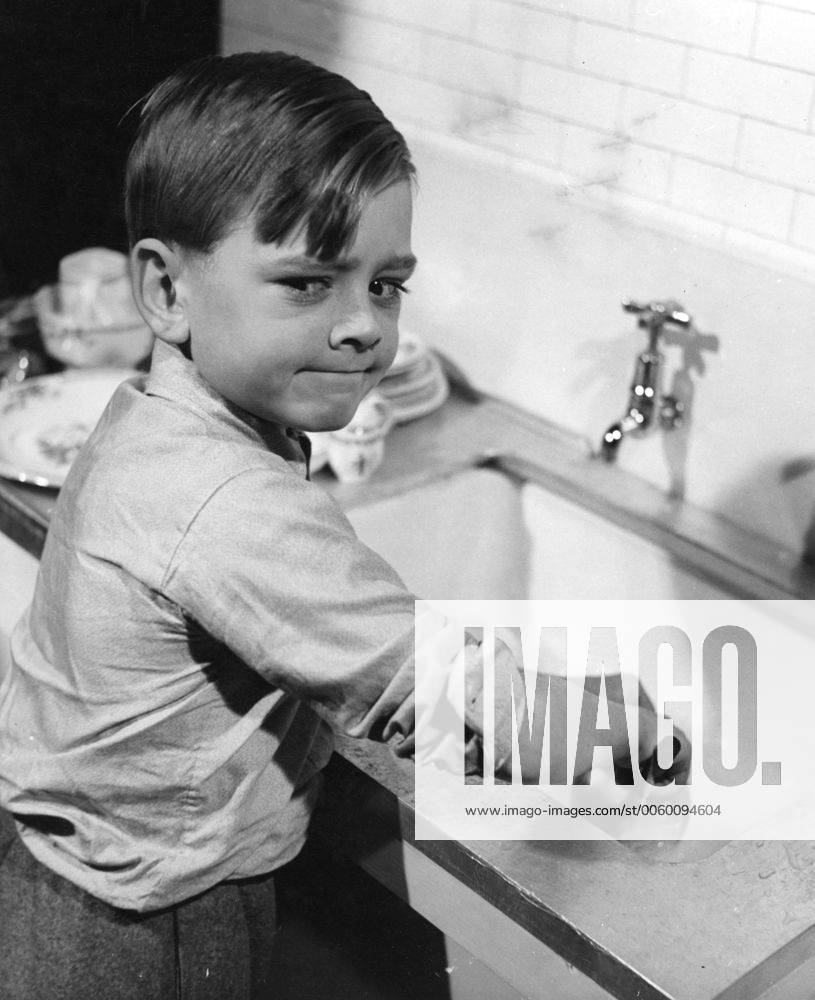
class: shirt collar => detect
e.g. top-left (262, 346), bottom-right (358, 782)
top-left (144, 339), bottom-right (311, 473)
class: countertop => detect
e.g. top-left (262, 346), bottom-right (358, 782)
top-left (3, 381), bottom-right (815, 999)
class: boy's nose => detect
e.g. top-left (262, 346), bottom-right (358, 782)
top-left (329, 296), bottom-right (382, 352)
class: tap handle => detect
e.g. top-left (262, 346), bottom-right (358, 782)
top-left (623, 299), bottom-right (692, 345)
top-left (623, 299), bottom-right (692, 325)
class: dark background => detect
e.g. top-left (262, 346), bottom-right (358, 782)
top-left (0, 0), bottom-right (219, 297)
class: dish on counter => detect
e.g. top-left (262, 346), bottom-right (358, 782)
top-left (379, 331), bottom-right (449, 423)
top-left (33, 284), bottom-right (154, 369)
top-left (0, 369), bottom-right (137, 488)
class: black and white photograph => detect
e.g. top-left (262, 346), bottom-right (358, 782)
top-left (1, 2), bottom-right (815, 998)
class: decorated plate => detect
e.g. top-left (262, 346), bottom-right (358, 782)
top-left (0, 369), bottom-right (137, 488)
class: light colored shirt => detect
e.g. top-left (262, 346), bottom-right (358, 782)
top-left (0, 340), bottom-right (422, 911)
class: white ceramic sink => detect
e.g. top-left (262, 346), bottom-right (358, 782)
top-left (346, 457), bottom-right (731, 601)
top-left (345, 457), bottom-right (815, 862)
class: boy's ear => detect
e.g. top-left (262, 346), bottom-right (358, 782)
top-left (130, 238), bottom-right (189, 344)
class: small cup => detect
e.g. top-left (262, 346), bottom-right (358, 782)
top-left (327, 393), bottom-right (393, 484)
top-left (58, 248), bottom-right (135, 329)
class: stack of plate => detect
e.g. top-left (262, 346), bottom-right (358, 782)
top-left (378, 331), bottom-right (448, 424)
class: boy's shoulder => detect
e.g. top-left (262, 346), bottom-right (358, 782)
top-left (91, 342), bottom-right (306, 480)
top-left (84, 369), bottom-right (303, 489)
top-left (49, 356), bottom-right (312, 589)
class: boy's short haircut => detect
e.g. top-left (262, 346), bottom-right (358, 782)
top-left (125, 51), bottom-right (415, 259)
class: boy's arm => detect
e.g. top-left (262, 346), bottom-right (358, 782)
top-left (161, 463), bottom-right (492, 751)
top-left (160, 465), bottom-right (426, 740)
top-left (160, 465), bottom-right (683, 777)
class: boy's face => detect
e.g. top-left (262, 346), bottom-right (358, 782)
top-left (175, 181), bottom-right (415, 431)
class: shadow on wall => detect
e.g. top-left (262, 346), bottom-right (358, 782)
top-left (659, 324), bottom-right (721, 501)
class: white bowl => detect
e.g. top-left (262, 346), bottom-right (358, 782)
top-left (33, 284), bottom-right (154, 369)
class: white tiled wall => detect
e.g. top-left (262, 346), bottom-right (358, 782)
top-left (220, 0), bottom-right (815, 559)
top-left (222, 0), bottom-right (815, 266)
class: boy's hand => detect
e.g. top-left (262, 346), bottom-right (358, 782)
top-left (577, 680), bottom-right (691, 786)
top-left (634, 710), bottom-right (691, 787)
top-left (485, 631), bottom-right (692, 786)
top-left (571, 699), bottom-right (691, 787)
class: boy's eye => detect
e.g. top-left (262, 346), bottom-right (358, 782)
top-left (369, 278), bottom-right (409, 302)
top-left (277, 277), bottom-right (332, 300)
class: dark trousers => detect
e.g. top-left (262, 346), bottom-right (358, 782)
top-left (0, 810), bottom-right (277, 1000)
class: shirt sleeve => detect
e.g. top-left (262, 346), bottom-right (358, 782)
top-left (159, 464), bottom-right (426, 742)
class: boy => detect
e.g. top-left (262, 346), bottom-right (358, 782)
top-left (0, 52), bottom-right (678, 999)
top-left (0, 51), bottom-right (428, 999)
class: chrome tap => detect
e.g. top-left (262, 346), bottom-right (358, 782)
top-left (600, 299), bottom-right (692, 462)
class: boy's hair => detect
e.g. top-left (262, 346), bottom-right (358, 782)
top-left (125, 51), bottom-right (415, 259)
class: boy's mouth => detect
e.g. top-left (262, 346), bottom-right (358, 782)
top-left (300, 366), bottom-right (375, 375)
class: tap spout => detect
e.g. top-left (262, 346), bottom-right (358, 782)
top-left (600, 411), bottom-right (644, 460)
top-left (599, 350), bottom-right (660, 461)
